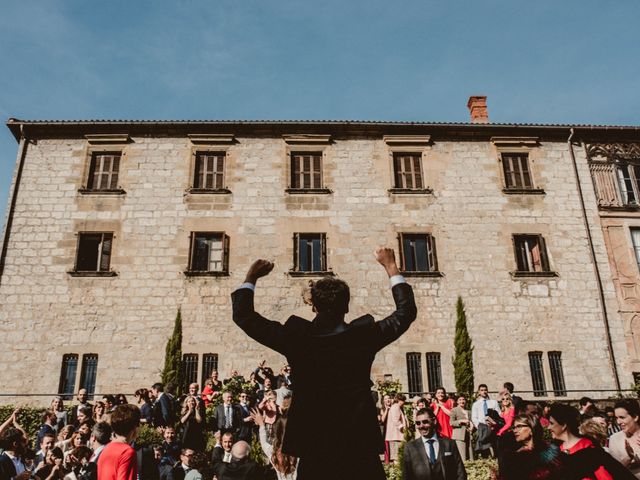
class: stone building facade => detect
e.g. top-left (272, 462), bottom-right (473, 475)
top-left (1, 115), bottom-right (639, 404)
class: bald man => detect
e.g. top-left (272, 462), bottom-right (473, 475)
top-left (212, 441), bottom-right (261, 480)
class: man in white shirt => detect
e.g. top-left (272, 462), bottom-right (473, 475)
top-left (403, 409), bottom-right (467, 480)
top-left (471, 384), bottom-right (499, 458)
top-left (0, 428), bottom-right (30, 480)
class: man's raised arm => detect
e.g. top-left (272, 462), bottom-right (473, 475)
top-left (373, 247), bottom-right (418, 350)
top-left (231, 259), bottom-right (289, 356)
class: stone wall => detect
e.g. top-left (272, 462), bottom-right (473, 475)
top-left (0, 132), bottom-right (629, 403)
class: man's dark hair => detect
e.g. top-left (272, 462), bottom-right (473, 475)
top-left (92, 422), bottom-right (112, 445)
top-left (40, 432), bottom-right (56, 444)
top-left (311, 277), bottom-right (350, 314)
top-left (78, 405), bottom-right (93, 418)
top-left (152, 382), bottom-right (164, 392)
top-left (478, 384), bottom-right (488, 390)
top-left (102, 394), bottom-right (116, 405)
top-left (0, 427), bottom-right (24, 451)
top-left (503, 382), bottom-right (514, 393)
top-left (41, 410), bottom-right (57, 423)
top-left (604, 406), bottom-right (615, 414)
top-left (579, 396), bottom-right (594, 407)
top-left (516, 400), bottom-right (537, 415)
top-left (50, 447), bottom-right (64, 460)
top-left (415, 408), bottom-right (436, 421)
top-left (166, 383), bottom-right (176, 395)
top-left (549, 403), bottom-right (580, 436)
top-left (110, 404), bottom-right (141, 437)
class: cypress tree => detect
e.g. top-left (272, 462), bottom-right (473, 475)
top-left (453, 297), bottom-right (474, 397)
top-left (161, 308), bottom-right (183, 395)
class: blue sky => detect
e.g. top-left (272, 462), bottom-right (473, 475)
top-left (1, 0), bottom-right (639, 227)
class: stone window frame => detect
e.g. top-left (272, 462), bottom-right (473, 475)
top-left (384, 135), bottom-right (433, 195)
top-left (510, 233), bottom-right (558, 278)
top-left (58, 353), bottom-right (99, 400)
top-left (184, 231), bottom-right (230, 277)
top-left (491, 137), bottom-right (545, 195)
top-left (68, 231), bottom-right (117, 277)
top-left (186, 134), bottom-right (235, 195)
top-left (586, 143), bottom-right (640, 210)
top-left (397, 232), bottom-right (443, 277)
top-left (283, 135), bottom-right (333, 194)
top-left (288, 232), bottom-right (333, 277)
top-left (79, 134), bottom-right (129, 195)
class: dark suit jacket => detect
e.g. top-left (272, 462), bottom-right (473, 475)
top-left (212, 459), bottom-right (262, 480)
top-left (136, 446), bottom-right (159, 480)
top-left (153, 394), bottom-right (176, 428)
top-left (0, 453), bottom-right (17, 480)
top-left (231, 282), bottom-right (416, 458)
top-left (212, 404), bottom-right (242, 434)
top-left (403, 436), bottom-right (467, 480)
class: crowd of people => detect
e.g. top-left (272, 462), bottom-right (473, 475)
top-left (3, 367), bottom-right (640, 480)
top-left (380, 381), bottom-right (640, 479)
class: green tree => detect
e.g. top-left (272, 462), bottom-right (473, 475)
top-left (453, 297), bottom-right (474, 397)
top-left (162, 308), bottom-right (183, 395)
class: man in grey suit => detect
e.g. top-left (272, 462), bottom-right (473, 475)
top-left (404, 408), bottom-right (467, 480)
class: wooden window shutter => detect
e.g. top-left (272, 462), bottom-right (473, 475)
top-left (223, 234), bottom-right (230, 273)
top-left (215, 155), bottom-right (224, 189)
top-left (100, 234), bottom-right (112, 272)
top-left (538, 235), bottom-right (549, 271)
top-left (293, 233), bottom-right (300, 271)
top-left (427, 234), bottom-right (437, 271)
top-left (313, 154), bottom-right (322, 188)
top-left (109, 155), bottom-right (120, 189)
top-left (413, 155), bottom-right (423, 189)
top-left (321, 233), bottom-right (327, 271)
top-left (393, 155), bottom-right (403, 188)
top-left (291, 155), bottom-right (301, 188)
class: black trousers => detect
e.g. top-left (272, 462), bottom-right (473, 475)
top-left (297, 450), bottom-right (386, 480)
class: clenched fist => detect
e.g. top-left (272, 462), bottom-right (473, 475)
top-left (244, 259), bottom-right (275, 284)
top-left (375, 247), bottom-right (400, 277)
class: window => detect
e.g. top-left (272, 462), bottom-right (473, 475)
top-left (502, 153), bottom-right (533, 189)
top-left (188, 232), bottom-right (229, 274)
top-left (201, 354), bottom-right (219, 387)
top-left (87, 152), bottom-right (121, 190)
top-left (75, 233), bottom-right (113, 273)
top-left (406, 353), bottom-right (423, 395)
top-left (194, 152), bottom-right (225, 190)
top-left (79, 354), bottom-right (98, 398)
top-left (513, 235), bottom-right (551, 273)
top-left (182, 354), bottom-right (199, 390)
top-left (399, 233), bottom-right (438, 273)
top-left (548, 351), bottom-right (567, 397)
top-left (528, 352), bottom-right (547, 397)
top-left (58, 354), bottom-right (79, 400)
top-left (631, 229), bottom-right (640, 272)
top-left (393, 153), bottom-right (424, 190)
top-left (425, 352), bottom-right (442, 393)
top-left (617, 163), bottom-right (640, 205)
top-left (293, 233), bottom-right (327, 273)
top-left (291, 152), bottom-right (322, 189)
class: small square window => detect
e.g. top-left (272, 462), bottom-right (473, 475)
top-left (291, 152), bottom-right (323, 189)
top-left (293, 233), bottom-right (327, 273)
top-left (87, 152), bottom-right (121, 190)
top-left (188, 232), bottom-right (229, 274)
top-left (513, 234), bottom-right (551, 273)
top-left (399, 233), bottom-right (439, 273)
top-left (502, 153), bottom-right (533, 189)
top-left (75, 233), bottom-right (113, 272)
top-left (194, 152), bottom-right (225, 190)
top-left (393, 153), bottom-right (423, 190)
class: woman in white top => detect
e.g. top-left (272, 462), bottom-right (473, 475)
top-left (609, 398), bottom-right (640, 478)
top-left (251, 408), bottom-right (298, 480)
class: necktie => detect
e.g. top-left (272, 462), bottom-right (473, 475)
top-left (427, 439), bottom-right (436, 464)
top-left (483, 399), bottom-right (488, 416)
top-left (225, 406), bottom-right (232, 428)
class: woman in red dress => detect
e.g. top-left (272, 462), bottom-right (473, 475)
top-left (431, 387), bottom-right (454, 438)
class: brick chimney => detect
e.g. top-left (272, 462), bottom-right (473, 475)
top-left (467, 95), bottom-right (489, 124)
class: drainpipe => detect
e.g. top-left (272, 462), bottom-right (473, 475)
top-left (567, 127), bottom-right (621, 392)
top-left (0, 125), bottom-right (28, 285)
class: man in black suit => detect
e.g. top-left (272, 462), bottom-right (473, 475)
top-left (151, 383), bottom-right (176, 428)
top-left (212, 392), bottom-right (242, 436)
top-left (404, 408), bottom-right (467, 480)
top-left (231, 247), bottom-right (417, 480)
top-left (211, 432), bottom-right (234, 466)
top-left (0, 428), bottom-right (30, 480)
top-left (212, 441), bottom-right (261, 480)
top-left (69, 389), bottom-right (92, 427)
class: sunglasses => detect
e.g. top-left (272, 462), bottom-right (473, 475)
top-left (513, 424), bottom-right (529, 430)
top-left (415, 420), bottom-right (434, 426)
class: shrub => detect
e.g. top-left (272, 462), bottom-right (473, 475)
top-left (377, 379), bottom-right (402, 399)
top-left (135, 423), bottom-right (163, 447)
top-left (0, 405), bottom-right (46, 442)
top-left (464, 458), bottom-right (498, 480)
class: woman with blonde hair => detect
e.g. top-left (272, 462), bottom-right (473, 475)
top-left (251, 408), bottom-right (298, 479)
top-left (497, 393), bottom-right (515, 437)
top-left (180, 395), bottom-right (205, 452)
top-left (92, 402), bottom-right (106, 423)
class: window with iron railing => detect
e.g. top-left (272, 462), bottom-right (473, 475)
top-left (406, 353), bottom-right (423, 396)
top-left (548, 351), bottom-right (567, 397)
top-left (528, 352), bottom-right (547, 397)
top-left (425, 352), bottom-right (442, 393)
